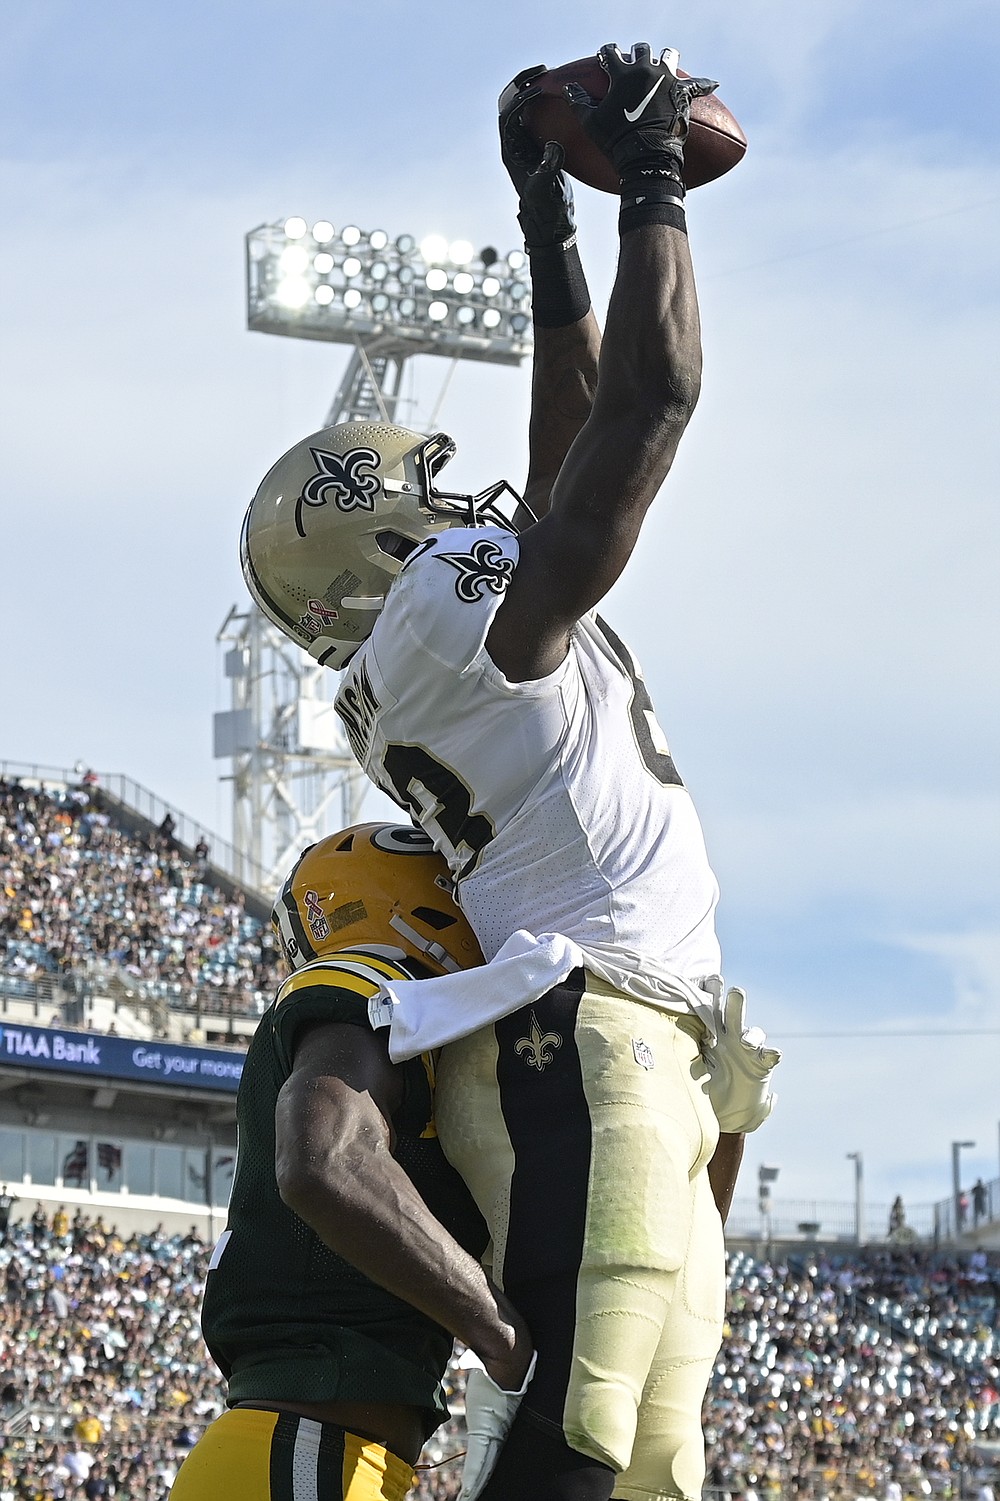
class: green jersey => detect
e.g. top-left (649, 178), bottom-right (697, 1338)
top-left (200, 946), bottom-right (487, 1436)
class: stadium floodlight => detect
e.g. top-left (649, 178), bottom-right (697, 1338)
top-left (246, 217), bottom-right (533, 365)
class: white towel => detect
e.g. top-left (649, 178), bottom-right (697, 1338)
top-left (369, 929), bottom-right (583, 1062)
top-left (368, 928), bottom-right (721, 1062)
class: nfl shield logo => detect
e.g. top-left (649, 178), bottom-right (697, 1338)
top-left (632, 1038), bottom-right (655, 1070)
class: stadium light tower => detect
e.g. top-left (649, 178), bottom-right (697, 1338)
top-left (215, 215), bottom-right (533, 892)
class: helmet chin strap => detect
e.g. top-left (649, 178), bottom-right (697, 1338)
top-left (307, 634), bottom-right (356, 669)
top-left (306, 597), bottom-right (385, 669)
top-left (389, 913), bottom-right (462, 973)
top-left (341, 596), bottom-right (384, 610)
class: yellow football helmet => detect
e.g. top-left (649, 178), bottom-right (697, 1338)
top-left (272, 822), bottom-right (483, 974)
top-left (240, 420), bottom-right (522, 670)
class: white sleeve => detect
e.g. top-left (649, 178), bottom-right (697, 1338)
top-left (382, 527), bottom-right (520, 676)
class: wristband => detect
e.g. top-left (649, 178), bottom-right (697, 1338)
top-left (619, 177), bottom-right (687, 237)
top-left (526, 237), bottom-right (592, 328)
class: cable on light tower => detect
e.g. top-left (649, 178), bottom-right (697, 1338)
top-left (216, 216), bottom-right (534, 893)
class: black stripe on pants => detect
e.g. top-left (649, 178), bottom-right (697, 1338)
top-left (494, 971), bottom-right (590, 1427)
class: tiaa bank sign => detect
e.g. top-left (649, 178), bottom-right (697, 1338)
top-left (0, 1023), bottom-right (243, 1093)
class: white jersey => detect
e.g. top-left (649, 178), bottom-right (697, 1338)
top-left (335, 526), bottom-right (721, 1004)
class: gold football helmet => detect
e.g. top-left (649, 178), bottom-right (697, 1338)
top-left (240, 420), bottom-right (522, 670)
top-left (272, 821), bottom-right (483, 974)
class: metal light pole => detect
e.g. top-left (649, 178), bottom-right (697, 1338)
top-left (846, 1151), bottom-right (865, 1246)
top-left (216, 215), bottom-right (534, 891)
top-left (952, 1139), bottom-right (975, 1236)
top-left (758, 1164), bottom-right (779, 1247)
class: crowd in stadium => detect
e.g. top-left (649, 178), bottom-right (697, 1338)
top-left (0, 777), bottom-right (281, 1022)
top-left (2, 777), bottom-right (997, 1496)
top-left (0, 1205), bottom-right (996, 1499)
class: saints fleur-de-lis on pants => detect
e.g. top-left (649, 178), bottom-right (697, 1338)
top-left (514, 1011), bottom-right (563, 1072)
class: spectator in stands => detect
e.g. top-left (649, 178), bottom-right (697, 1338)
top-left (70, 1208), bottom-right (87, 1251)
top-left (83, 1463), bottom-right (109, 1499)
top-left (64, 1446), bottom-right (95, 1489)
top-left (74, 1413), bottom-right (104, 1446)
top-left (974, 1178), bottom-right (988, 1226)
top-left (0, 1183), bottom-right (17, 1243)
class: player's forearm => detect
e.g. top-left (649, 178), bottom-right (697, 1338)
top-left (524, 313), bottom-right (601, 521)
top-left (707, 1131), bottom-right (745, 1223)
top-left (545, 224), bottom-right (701, 547)
top-left (277, 1099), bottom-right (529, 1386)
top-left (596, 223), bottom-right (702, 440)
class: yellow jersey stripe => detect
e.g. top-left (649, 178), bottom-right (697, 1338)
top-left (276, 967), bottom-right (382, 1007)
top-left (292, 947), bottom-right (409, 981)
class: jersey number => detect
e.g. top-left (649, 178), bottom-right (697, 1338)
top-left (382, 744), bottom-right (495, 880)
top-left (594, 617), bottom-right (684, 787)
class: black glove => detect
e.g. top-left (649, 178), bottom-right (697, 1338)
top-left (566, 42), bottom-right (718, 186)
top-left (499, 65), bottom-right (577, 248)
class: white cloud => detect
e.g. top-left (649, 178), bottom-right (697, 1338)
top-left (894, 929), bottom-right (1000, 1023)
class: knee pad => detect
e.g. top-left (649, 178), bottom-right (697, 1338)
top-left (564, 1375), bottom-right (639, 1473)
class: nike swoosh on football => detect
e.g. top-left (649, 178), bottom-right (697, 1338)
top-left (624, 76), bottom-right (666, 122)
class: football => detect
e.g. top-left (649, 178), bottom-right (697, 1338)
top-left (521, 56), bottom-right (747, 193)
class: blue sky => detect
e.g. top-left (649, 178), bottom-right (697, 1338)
top-left (2, 0), bottom-right (998, 1215)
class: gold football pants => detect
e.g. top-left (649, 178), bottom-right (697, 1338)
top-left (169, 1408), bottom-right (415, 1501)
top-left (435, 973), bottom-right (726, 1501)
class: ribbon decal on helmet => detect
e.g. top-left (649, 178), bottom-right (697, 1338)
top-left (303, 888), bottom-right (331, 942)
top-left (295, 446), bottom-right (382, 536)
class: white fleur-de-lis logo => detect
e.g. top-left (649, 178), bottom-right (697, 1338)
top-left (295, 446), bottom-right (381, 536)
top-left (437, 538), bottom-right (514, 603)
top-left (514, 1011), bottom-right (563, 1072)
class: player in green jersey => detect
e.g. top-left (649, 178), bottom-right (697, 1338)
top-left (171, 823), bottom-right (534, 1501)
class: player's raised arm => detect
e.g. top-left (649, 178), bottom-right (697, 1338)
top-left (487, 44), bottom-right (717, 683)
top-left (498, 68), bottom-right (602, 524)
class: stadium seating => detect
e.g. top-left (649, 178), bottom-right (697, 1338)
top-left (3, 775), bottom-right (998, 1495)
top-left (0, 776), bottom-right (283, 1032)
top-left (2, 1209), bottom-right (996, 1499)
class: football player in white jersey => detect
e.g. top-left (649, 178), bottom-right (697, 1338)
top-left (241, 43), bottom-right (779, 1501)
